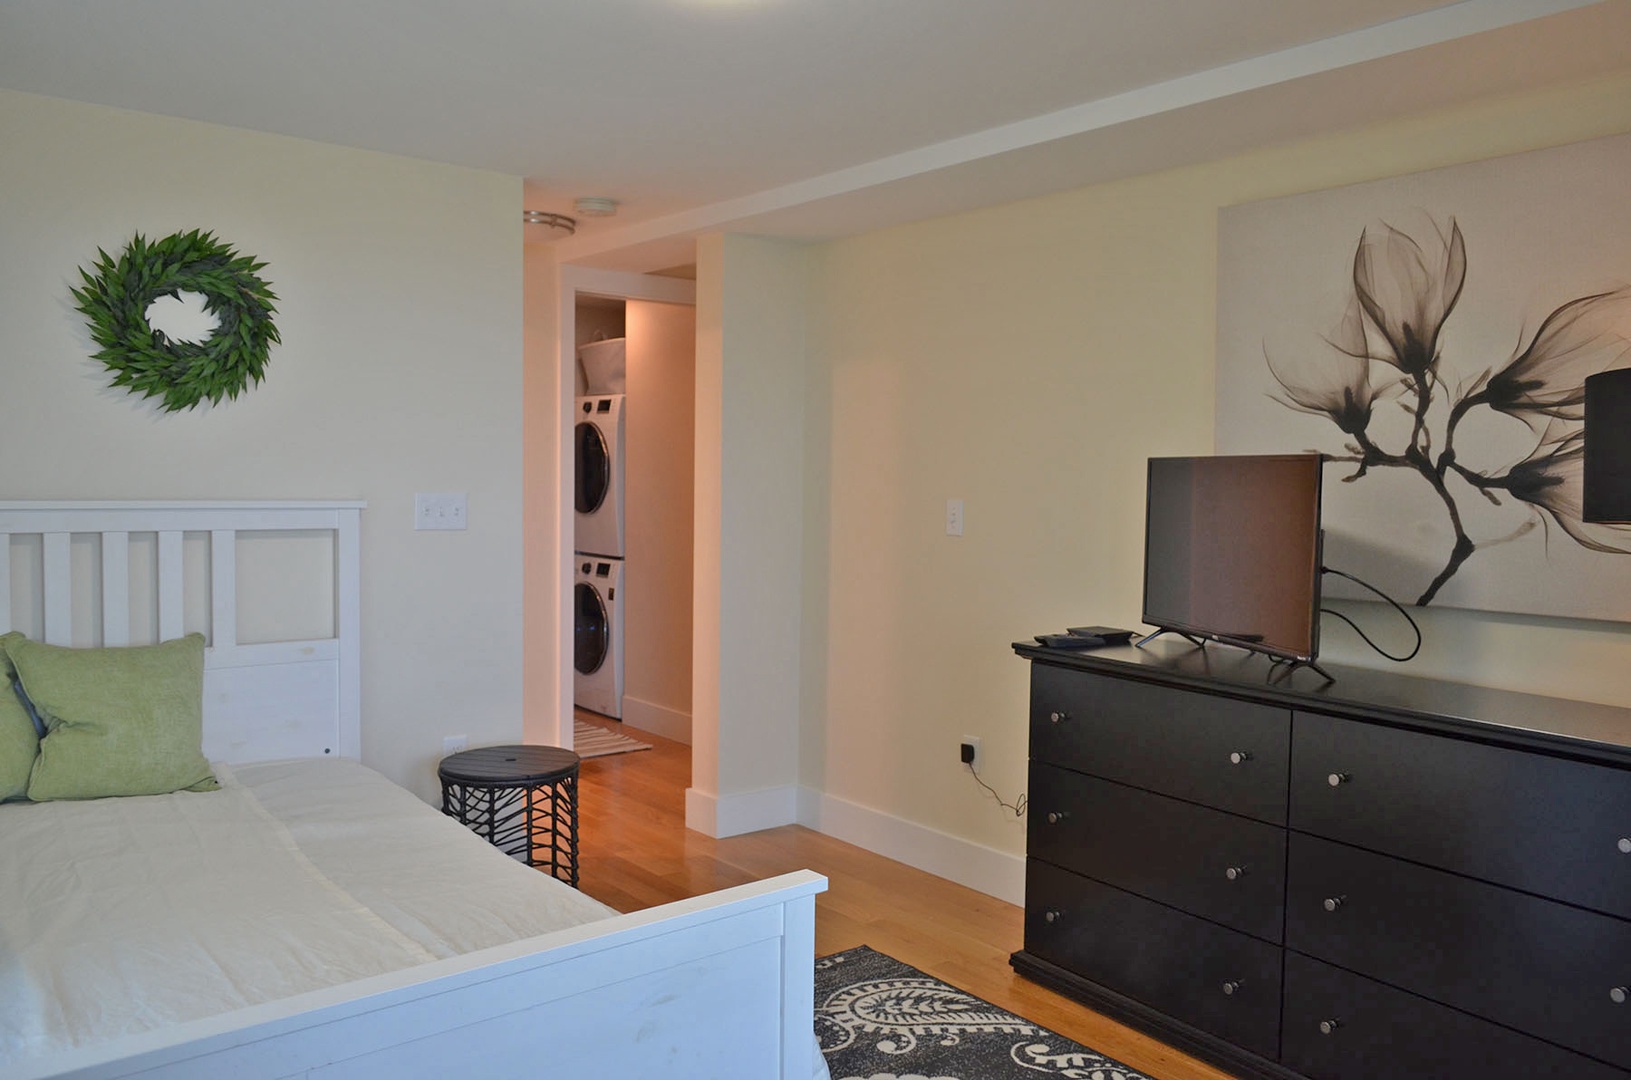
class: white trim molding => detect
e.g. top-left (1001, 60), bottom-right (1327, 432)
top-left (686, 782), bottom-right (1025, 903)
top-left (620, 694), bottom-right (691, 745)
top-left (683, 781), bottom-right (1025, 902)
top-left (798, 789), bottom-right (1026, 906)
top-left (684, 785), bottom-right (800, 839)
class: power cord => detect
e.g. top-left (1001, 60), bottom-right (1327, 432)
top-left (965, 762), bottom-right (1027, 818)
top-left (1320, 566), bottom-right (1422, 663)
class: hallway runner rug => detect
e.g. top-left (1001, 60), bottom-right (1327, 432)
top-left (573, 719), bottom-right (651, 758)
top-left (815, 946), bottom-right (1153, 1080)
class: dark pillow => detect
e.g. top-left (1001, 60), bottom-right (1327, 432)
top-left (0, 632), bottom-right (40, 801)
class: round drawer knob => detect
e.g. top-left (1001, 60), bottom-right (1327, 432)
top-left (1612, 986), bottom-right (1627, 1005)
top-left (1318, 1019), bottom-right (1341, 1036)
top-left (1043, 909), bottom-right (1063, 924)
top-left (1327, 772), bottom-right (1350, 787)
top-left (1221, 980), bottom-right (1242, 996)
top-left (1229, 750), bottom-right (1251, 765)
top-left (1049, 711), bottom-right (1069, 724)
top-left (1323, 896), bottom-right (1345, 912)
top-left (1046, 811), bottom-right (1069, 825)
top-left (1225, 866), bottom-right (1246, 881)
top-left (1618, 838), bottom-right (1630, 855)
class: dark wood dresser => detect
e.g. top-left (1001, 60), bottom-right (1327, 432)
top-left (1011, 639), bottom-right (1631, 1080)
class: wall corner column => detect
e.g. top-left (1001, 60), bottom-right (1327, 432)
top-left (687, 234), bottom-right (811, 837)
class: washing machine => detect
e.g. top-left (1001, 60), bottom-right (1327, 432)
top-left (574, 555), bottom-right (624, 719)
top-left (574, 394), bottom-right (625, 557)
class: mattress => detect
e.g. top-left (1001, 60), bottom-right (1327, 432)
top-left (0, 757), bottom-right (617, 1063)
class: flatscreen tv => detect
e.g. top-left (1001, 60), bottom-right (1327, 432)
top-left (1142, 453), bottom-right (1325, 665)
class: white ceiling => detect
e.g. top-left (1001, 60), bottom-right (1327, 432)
top-left (3, 0), bottom-right (1628, 270)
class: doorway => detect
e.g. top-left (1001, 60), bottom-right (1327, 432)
top-left (556, 269), bottom-right (697, 751)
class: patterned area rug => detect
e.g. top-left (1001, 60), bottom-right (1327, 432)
top-left (573, 719), bottom-right (651, 758)
top-left (815, 946), bottom-right (1152, 1080)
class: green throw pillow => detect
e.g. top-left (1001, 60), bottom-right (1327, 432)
top-left (0, 632), bottom-right (40, 801)
top-left (15, 633), bottom-right (218, 801)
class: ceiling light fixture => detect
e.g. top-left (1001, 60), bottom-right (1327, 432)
top-left (523, 210), bottom-right (576, 236)
top-left (573, 197), bottom-right (620, 218)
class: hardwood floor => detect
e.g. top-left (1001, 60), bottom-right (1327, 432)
top-left (573, 712), bottom-right (1238, 1080)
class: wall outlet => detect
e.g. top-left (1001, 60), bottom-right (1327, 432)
top-left (945, 498), bottom-right (964, 537)
top-left (959, 735), bottom-right (981, 770)
top-left (442, 734), bottom-right (468, 756)
top-left (415, 493), bottom-right (468, 531)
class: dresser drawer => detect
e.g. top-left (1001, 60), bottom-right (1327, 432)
top-left (1030, 664), bottom-right (1289, 823)
top-left (1287, 833), bottom-right (1631, 1070)
top-left (1024, 859), bottom-right (1281, 1059)
top-left (1282, 952), bottom-right (1627, 1080)
top-left (1028, 763), bottom-right (1285, 942)
top-left (1291, 710), bottom-right (1631, 918)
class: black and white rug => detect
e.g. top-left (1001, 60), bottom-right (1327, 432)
top-left (815, 946), bottom-right (1153, 1080)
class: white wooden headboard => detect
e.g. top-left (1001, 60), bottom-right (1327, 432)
top-left (0, 501), bottom-right (364, 763)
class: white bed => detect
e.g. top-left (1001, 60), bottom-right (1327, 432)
top-left (0, 501), bottom-right (828, 1080)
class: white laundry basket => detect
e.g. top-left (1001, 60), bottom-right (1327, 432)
top-left (578, 338), bottom-right (627, 395)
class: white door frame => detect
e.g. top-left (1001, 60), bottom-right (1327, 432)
top-left (554, 264), bottom-right (696, 748)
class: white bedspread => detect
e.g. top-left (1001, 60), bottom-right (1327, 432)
top-left (0, 758), bottom-right (617, 1064)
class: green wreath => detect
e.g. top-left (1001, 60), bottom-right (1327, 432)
top-left (71, 230), bottom-right (279, 413)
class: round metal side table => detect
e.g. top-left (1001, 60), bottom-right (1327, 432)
top-left (438, 744), bottom-right (581, 887)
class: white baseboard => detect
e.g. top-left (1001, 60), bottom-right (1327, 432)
top-left (798, 789), bottom-right (1025, 906)
top-left (621, 695), bottom-right (691, 745)
top-left (684, 784), bottom-right (799, 838)
top-left (683, 783), bottom-right (1024, 904)
top-left (684, 788), bottom-right (715, 835)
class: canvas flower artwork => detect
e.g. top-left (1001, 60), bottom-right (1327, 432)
top-left (1216, 131), bottom-right (1631, 621)
top-left (1264, 215), bottom-right (1631, 605)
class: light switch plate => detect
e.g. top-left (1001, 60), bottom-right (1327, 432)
top-left (415, 493), bottom-right (467, 530)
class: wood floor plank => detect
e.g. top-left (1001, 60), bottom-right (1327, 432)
top-left (572, 712), bottom-right (1238, 1080)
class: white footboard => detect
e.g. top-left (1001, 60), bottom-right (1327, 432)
top-left (15, 871), bottom-right (827, 1080)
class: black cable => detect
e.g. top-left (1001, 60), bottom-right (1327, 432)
top-left (965, 762), bottom-right (1027, 818)
top-left (1320, 566), bottom-right (1422, 662)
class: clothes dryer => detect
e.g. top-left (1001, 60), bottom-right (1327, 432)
top-left (573, 555), bottom-right (624, 719)
top-left (575, 394), bottom-right (624, 557)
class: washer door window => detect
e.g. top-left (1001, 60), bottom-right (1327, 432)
top-left (575, 581), bottom-right (609, 674)
top-left (575, 421), bottom-right (610, 514)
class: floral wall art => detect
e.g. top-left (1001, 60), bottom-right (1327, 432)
top-left (1216, 132), bottom-right (1631, 620)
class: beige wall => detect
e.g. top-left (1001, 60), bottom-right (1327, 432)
top-left (799, 71), bottom-right (1631, 856)
top-left (717, 238), bottom-right (808, 806)
top-left (689, 235), bottom-right (810, 833)
top-left (0, 89), bottom-right (526, 804)
top-left (623, 300), bottom-right (696, 740)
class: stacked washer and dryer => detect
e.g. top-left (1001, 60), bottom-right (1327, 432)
top-left (574, 339), bottom-right (627, 718)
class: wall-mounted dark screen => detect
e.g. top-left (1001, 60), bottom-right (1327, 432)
top-left (1143, 454), bottom-right (1324, 662)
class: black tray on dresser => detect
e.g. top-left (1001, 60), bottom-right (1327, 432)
top-left (1011, 639), bottom-right (1631, 1080)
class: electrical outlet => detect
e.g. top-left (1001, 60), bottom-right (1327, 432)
top-left (415, 493), bottom-right (468, 531)
top-left (442, 734), bottom-right (468, 756)
top-left (959, 736), bottom-right (981, 770)
top-left (945, 498), bottom-right (964, 537)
